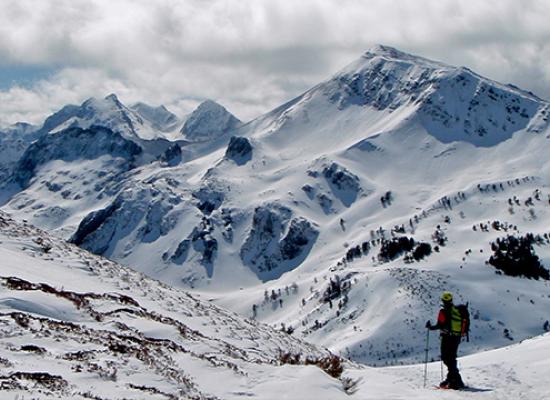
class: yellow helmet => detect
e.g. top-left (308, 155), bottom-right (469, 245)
top-left (441, 291), bottom-right (453, 302)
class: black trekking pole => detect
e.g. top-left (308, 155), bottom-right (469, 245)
top-left (423, 327), bottom-right (429, 388)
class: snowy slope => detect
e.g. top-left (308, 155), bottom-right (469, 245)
top-left (344, 332), bottom-right (550, 399)
top-left (0, 211), bottom-right (348, 399)
top-left (208, 123), bottom-right (550, 365)
top-left (2, 45), bottom-right (550, 371)
top-left (1, 210), bottom-right (549, 399)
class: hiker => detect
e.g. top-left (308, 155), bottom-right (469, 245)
top-left (426, 291), bottom-right (466, 389)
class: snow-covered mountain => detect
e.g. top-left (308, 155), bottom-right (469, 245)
top-left (0, 96), bottom-right (240, 232)
top-left (131, 102), bottom-right (181, 133)
top-left (40, 94), bottom-right (164, 140)
top-left (0, 122), bottom-right (40, 183)
top-left (35, 94), bottom-right (237, 143)
top-left (326, 45), bottom-right (545, 146)
top-left (2, 45), bottom-right (550, 371)
top-left (12, 125), bottom-right (142, 189)
top-left (180, 100), bottom-right (242, 142)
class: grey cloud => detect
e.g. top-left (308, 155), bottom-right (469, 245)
top-left (1, 0), bottom-right (550, 126)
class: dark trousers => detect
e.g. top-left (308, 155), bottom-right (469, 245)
top-left (441, 335), bottom-right (462, 384)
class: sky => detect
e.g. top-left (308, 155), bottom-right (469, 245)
top-left (1, 0), bottom-right (549, 127)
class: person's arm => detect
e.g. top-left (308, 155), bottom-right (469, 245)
top-left (426, 309), bottom-right (445, 330)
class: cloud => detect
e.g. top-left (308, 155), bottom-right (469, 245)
top-left (0, 0), bottom-right (549, 126)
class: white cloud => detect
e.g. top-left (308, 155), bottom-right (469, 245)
top-left (1, 0), bottom-right (549, 126)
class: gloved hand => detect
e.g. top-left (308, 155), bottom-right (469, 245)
top-left (425, 321), bottom-right (432, 329)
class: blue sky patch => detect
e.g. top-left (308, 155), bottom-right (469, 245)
top-left (0, 65), bottom-right (58, 90)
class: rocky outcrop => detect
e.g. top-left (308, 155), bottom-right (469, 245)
top-left (240, 203), bottom-right (318, 280)
top-left (70, 200), bottom-right (121, 251)
top-left (159, 143), bottom-right (182, 167)
top-left (192, 183), bottom-right (225, 215)
top-left (225, 136), bottom-right (252, 165)
top-left (165, 217), bottom-right (218, 274)
top-left (322, 162), bottom-right (361, 207)
top-left (190, 219), bottom-right (218, 268)
top-left (70, 185), bottom-right (180, 256)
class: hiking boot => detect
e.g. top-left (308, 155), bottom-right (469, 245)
top-left (448, 378), bottom-right (465, 390)
top-left (439, 380), bottom-right (449, 388)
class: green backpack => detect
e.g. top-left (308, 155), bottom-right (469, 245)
top-left (451, 303), bottom-right (470, 341)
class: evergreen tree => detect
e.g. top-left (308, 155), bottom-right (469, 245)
top-left (488, 234), bottom-right (550, 280)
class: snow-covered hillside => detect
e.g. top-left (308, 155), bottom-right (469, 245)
top-left (0, 211), bottom-right (348, 399)
top-left (2, 45), bottom-right (550, 370)
top-left (1, 210), bottom-right (549, 399)
top-left (346, 332), bottom-right (550, 399)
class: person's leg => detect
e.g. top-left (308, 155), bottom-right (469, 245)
top-left (447, 336), bottom-right (464, 388)
top-left (440, 336), bottom-right (453, 386)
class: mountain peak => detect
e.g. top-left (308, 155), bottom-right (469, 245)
top-left (197, 99), bottom-right (221, 108)
top-left (325, 46), bottom-right (452, 112)
top-left (104, 93), bottom-right (120, 102)
top-left (365, 44), bottom-right (408, 58)
top-left (131, 102), bottom-right (180, 132)
top-left (359, 44), bottom-right (452, 72)
top-left (322, 45), bottom-right (547, 146)
top-left (180, 100), bottom-right (241, 142)
top-left (79, 94), bottom-right (124, 111)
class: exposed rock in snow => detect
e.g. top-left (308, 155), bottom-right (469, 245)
top-left (347, 138), bottom-right (381, 153)
top-left (192, 183), bottom-right (225, 215)
top-left (190, 217), bottom-right (218, 270)
top-left (70, 184), bottom-right (180, 257)
top-left (301, 184), bottom-right (335, 214)
top-left (240, 203), bottom-right (319, 281)
top-left (322, 162), bottom-right (362, 207)
top-left (168, 238), bottom-right (191, 265)
top-left (317, 192), bottom-right (335, 214)
top-left (162, 216), bottom-right (218, 276)
top-left (158, 143), bottom-right (182, 167)
top-left (225, 136), bottom-right (253, 165)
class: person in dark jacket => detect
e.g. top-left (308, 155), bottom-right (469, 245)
top-left (426, 291), bottom-right (465, 389)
